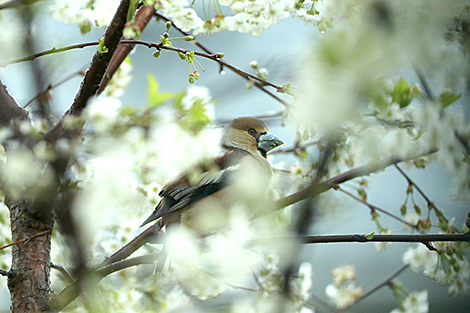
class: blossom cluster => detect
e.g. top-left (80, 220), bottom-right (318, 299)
top-left (49, 0), bottom-right (339, 35)
top-left (325, 265), bottom-right (362, 310)
top-left (390, 289), bottom-right (429, 313)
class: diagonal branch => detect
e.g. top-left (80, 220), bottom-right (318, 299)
top-left (47, 0), bottom-right (131, 140)
top-left (97, 4), bottom-right (156, 95)
top-left (51, 252), bottom-right (160, 312)
top-left (154, 12), bottom-right (291, 106)
top-left (274, 148), bottom-right (438, 210)
top-left (336, 186), bottom-right (419, 230)
top-left (394, 164), bottom-right (450, 225)
top-left (344, 264), bottom-right (409, 310)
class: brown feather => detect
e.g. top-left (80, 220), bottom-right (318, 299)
top-left (141, 117), bottom-right (280, 231)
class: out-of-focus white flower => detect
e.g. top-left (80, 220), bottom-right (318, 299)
top-left (159, 285), bottom-right (191, 313)
top-left (375, 228), bottom-right (392, 251)
top-left (144, 181), bottom-right (162, 204)
top-left (325, 283), bottom-right (362, 310)
top-left (50, 0), bottom-right (121, 29)
top-left (181, 86), bottom-right (213, 112)
top-left (104, 57), bottom-right (133, 98)
top-left (91, 0), bottom-right (121, 27)
top-left (326, 264), bottom-right (361, 309)
top-left (296, 262), bottom-right (313, 299)
top-left (156, 1), bottom-right (204, 31)
top-left (331, 265), bottom-right (356, 286)
top-left (165, 226), bottom-right (226, 300)
top-left (84, 97), bottom-right (122, 133)
top-left (403, 212), bottom-right (420, 230)
top-left (390, 290), bottom-right (429, 313)
top-left (402, 245), bottom-right (438, 272)
top-left (0, 147), bottom-right (55, 201)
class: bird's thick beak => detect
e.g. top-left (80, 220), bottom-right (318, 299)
top-left (257, 132), bottom-right (284, 154)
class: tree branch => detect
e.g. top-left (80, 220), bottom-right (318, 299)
top-left (301, 232), bottom-right (470, 249)
top-left (97, 4), bottom-right (156, 95)
top-left (51, 263), bottom-right (74, 284)
top-left (343, 265), bottom-right (409, 310)
top-left (47, 0), bottom-right (131, 141)
top-left (274, 148), bottom-right (438, 210)
top-left (51, 252), bottom-right (160, 312)
top-left (279, 140), bottom-right (337, 313)
top-left (154, 12), bottom-right (291, 106)
top-left (95, 220), bottom-right (163, 269)
top-left (0, 229), bottom-right (52, 251)
top-left (336, 186), bottom-right (419, 230)
top-left (394, 164), bottom-right (451, 225)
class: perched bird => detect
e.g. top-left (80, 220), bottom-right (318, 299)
top-left (141, 117), bottom-right (283, 234)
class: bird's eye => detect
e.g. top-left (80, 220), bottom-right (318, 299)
top-left (247, 128), bottom-right (256, 135)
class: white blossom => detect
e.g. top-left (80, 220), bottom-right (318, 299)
top-left (403, 212), bottom-right (420, 230)
top-left (331, 265), bottom-right (356, 286)
top-left (375, 228), bottom-right (393, 251)
top-left (390, 290), bottom-right (429, 313)
top-left (402, 245), bottom-right (438, 272)
top-left (325, 283), bottom-right (362, 310)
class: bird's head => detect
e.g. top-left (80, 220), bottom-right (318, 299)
top-left (222, 117), bottom-right (284, 157)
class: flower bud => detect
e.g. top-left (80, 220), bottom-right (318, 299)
top-left (188, 74), bottom-right (195, 84)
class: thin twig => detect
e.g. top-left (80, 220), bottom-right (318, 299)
top-left (0, 269), bottom-right (8, 276)
top-left (24, 66), bottom-right (87, 108)
top-left (279, 140), bottom-right (338, 313)
top-left (271, 139), bottom-right (321, 155)
top-left (1, 42), bottom-right (100, 67)
top-left (394, 164), bottom-right (450, 225)
top-left (345, 264), bottom-right (409, 310)
top-left (51, 263), bottom-right (74, 284)
top-left (0, 229), bottom-right (52, 251)
top-left (336, 186), bottom-right (419, 230)
top-left (274, 148), bottom-right (438, 211)
top-left (154, 12), bottom-right (291, 106)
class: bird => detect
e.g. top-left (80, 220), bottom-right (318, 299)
top-left (140, 116), bottom-right (284, 234)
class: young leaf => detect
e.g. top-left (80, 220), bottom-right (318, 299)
top-left (146, 73), bottom-right (173, 109)
top-left (438, 91), bottom-right (461, 108)
top-left (392, 78), bottom-right (412, 108)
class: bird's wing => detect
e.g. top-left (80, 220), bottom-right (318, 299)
top-left (140, 148), bottom-right (249, 226)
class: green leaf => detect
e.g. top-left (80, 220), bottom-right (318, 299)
top-left (98, 38), bottom-right (108, 54)
top-left (392, 78), bottom-right (412, 108)
top-left (127, 0), bottom-right (139, 22)
top-left (173, 91), bottom-right (185, 110)
top-left (365, 232), bottom-right (375, 240)
top-left (438, 91), bottom-right (461, 108)
top-left (146, 73), bottom-right (173, 109)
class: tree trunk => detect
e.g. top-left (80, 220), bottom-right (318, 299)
top-left (7, 200), bottom-right (53, 312)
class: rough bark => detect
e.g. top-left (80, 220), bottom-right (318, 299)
top-left (7, 200), bottom-right (53, 312)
